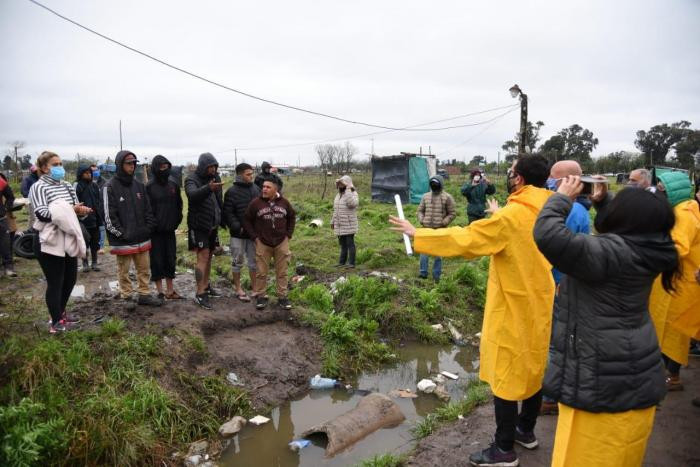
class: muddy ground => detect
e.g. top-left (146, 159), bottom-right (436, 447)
top-left (408, 359), bottom-right (700, 467)
top-left (25, 253), bottom-right (323, 410)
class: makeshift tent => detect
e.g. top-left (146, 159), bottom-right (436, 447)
top-left (371, 154), bottom-right (434, 204)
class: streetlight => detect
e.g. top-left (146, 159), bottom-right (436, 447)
top-left (509, 84), bottom-right (528, 155)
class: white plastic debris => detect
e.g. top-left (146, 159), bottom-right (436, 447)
top-left (70, 285), bottom-right (85, 298)
top-left (289, 439), bottom-right (311, 451)
top-left (440, 371), bottom-right (459, 380)
top-left (309, 219), bottom-right (324, 228)
top-left (446, 320), bottom-right (466, 346)
top-left (226, 372), bottom-right (243, 386)
top-left (108, 281), bottom-right (120, 292)
top-left (430, 324), bottom-right (444, 332)
top-left (248, 415), bottom-right (271, 425)
top-left (417, 379), bottom-right (437, 393)
top-left (475, 332), bottom-right (482, 338)
top-left (432, 374), bottom-right (447, 384)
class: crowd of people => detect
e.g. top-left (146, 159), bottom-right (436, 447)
top-left (390, 155), bottom-right (700, 467)
top-left (2, 148), bottom-right (698, 466)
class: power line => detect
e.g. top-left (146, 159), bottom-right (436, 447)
top-left (436, 106), bottom-right (518, 157)
top-left (28, 0), bottom-right (516, 132)
top-left (220, 106), bottom-right (519, 153)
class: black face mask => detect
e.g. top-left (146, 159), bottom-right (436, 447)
top-left (430, 182), bottom-right (441, 192)
top-left (338, 186), bottom-right (346, 192)
top-left (156, 168), bottom-right (171, 183)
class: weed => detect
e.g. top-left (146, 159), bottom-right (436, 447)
top-left (358, 453), bottom-right (404, 467)
top-left (185, 335), bottom-right (208, 355)
top-left (289, 283), bottom-right (333, 313)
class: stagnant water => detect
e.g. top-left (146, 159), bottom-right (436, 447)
top-left (220, 342), bottom-right (480, 467)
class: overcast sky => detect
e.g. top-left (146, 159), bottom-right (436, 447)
top-left (1, 0), bottom-right (699, 166)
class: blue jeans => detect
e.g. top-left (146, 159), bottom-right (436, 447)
top-left (419, 254), bottom-right (442, 280)
top-left (98, 225), bottom-right (106, 249)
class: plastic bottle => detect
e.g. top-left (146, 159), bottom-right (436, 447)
top-left (309, 374), bottom-right (337, 389)
top-left (288, 439), bottom-right (311, 452)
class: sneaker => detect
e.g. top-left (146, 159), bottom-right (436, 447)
top-left (418, 274), bottom-right (428, 279)
top-left (157, 292), bottom-right (165, 300)
top-left (539, 400), bottom-right (559, 415)
top-left (138, 294), bottom-right (164, 307)
top-left (194, 293), bottom-right (212, 310)
top-left (514, 427), bottom-right (539, 450)
top-left (49, 322), bottom-right (67, 334)
top-left (256, 296), bottom-right (268, 310)
top-left (61, 312), bottom-right (80, 324)
top-left (82, 262), bottom-right (91, 273)
top-left (206, 285), bottom-right (222, 298)
top-left (91, 263), bottom-right (101, 272)
top-left (469, 443), bottom-right (519, 466)
top-left (666, 376), bottom-right (684, 391)
top-left (278, 297), bottom-right (292, 310)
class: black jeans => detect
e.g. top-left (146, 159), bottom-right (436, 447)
top-left (494, 390), bottom-right (542, 451)
top-left (84, 226), bottom-right (99, 265)
top-left (663, 353), bottom-right (681, 376)
top-left (37, 252), bottom-right (78, 325)
top-left (0, 217), bottom-right (11, 268)
top-left (338, 234), bottom-right (356, 266)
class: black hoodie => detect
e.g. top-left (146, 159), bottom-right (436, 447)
top-left (254, 161), bottom-right (283, 191)
top-left (74, 164), bottom-right (102, 228)
top-left (223, 175), bottom-right (260, 238)
top-left (146, 155), bottom-right (183, 232)
top-left (185, 152), bottom-right (223, 231)
top-left (103, 150), bottom-right (156, 251)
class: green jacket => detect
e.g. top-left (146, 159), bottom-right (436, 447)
top-left (461, 181), bottom-right (496, 218)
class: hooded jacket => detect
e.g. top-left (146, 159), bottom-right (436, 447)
top-left (146, 155), bottom-right (183, 232)
top-left (418, 176), bottom-right (456, 229)
top-left (414, 185), bottom-right (555, 400)
top-left (103, 150), bottom-right (156, 254)
top-left (331, 175), bottom-right (359, 236)
top-left (534, 193), bottom-right (676, 412)
top-left (185, 153), bottom-right (223, 232)
top-left (74, 164), bottom-right (102, 228)
top-left (223, 175), bottom-right (260, 239)
top-left (0, 175), bottom-right (14, 219)
top-left (244, 193), bottom-right (296, 247)
top-left (461, 176), bottom-right (496, 218)
top-left (254, 161), bottom-right (283, 191)
top-left (20, 170), bottom-right (39, 198)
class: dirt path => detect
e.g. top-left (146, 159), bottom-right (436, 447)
top-left (408, 360), bottom-right (700, 467)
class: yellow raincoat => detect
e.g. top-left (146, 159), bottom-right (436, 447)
top-left (414, 185), bottom-right (554, 400)
top-left (649, 200), bottom-right (700, 364)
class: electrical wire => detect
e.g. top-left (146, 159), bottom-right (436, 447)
top-left (436, 106), bottom-right (518, 156)
top-left (219, 106), bottom-right (520, 153)
top-left (28, 0), bottom-right (517, 132)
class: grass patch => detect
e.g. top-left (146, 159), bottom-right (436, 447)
top-left (412, 380), bottom-right (491, 439)
top-left (358, 452), bottom-right (405, 467)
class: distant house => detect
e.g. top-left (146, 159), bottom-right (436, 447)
top-left (443, 165), bottom-right (462, 176)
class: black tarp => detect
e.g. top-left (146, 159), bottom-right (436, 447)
top-left (371, 155), bottom-right (410, 203)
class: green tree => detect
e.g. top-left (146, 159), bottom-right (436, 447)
top-left (501, 120), bottom-right (545, 159)
top-left (634, 121), bottom-right (691, 165)
top-left (673, 129), bottom-right (700, 170)
top-left (469, 155), bottom-right (485, 166)
top-left (2, 155), bottom-right (12, 171)
top-left (539, 124), bottom-right (598, 164)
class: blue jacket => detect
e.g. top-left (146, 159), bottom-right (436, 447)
top-left (552, 198), bottom-right (590, 284)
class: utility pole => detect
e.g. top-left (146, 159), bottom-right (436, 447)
top-left (119, 120), bottom-right (123, 151)
top-left (509, 84), bottom-right (528, 155)
top-left (234, 148), bottom-right (238, 168)
top-left (497, 151), bottom-right (501, 176)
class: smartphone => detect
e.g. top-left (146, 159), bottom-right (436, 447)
top-left (580, 176), bottom-right (608, 195)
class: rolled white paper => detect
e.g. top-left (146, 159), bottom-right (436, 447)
top-left (394, 194), bottom-right (413, 256)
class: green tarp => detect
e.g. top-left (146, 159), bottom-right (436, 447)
top-left (408, 157), bottom-right (430, 204)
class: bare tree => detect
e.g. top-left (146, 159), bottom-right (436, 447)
top-left (7, 141), bottom-right (26, 181)
top-left (337, 141), bottom-right (357, 173)
top-left (315, 144), bottom-right (339, 199)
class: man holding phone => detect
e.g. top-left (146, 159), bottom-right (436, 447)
top-left (185, 152), bottom-right (224, 309)
top-left (461, 170), bottom-right (496, 224)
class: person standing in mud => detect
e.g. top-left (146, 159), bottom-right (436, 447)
top-left (390, 155), bottom-right (555, 467)
top-left (103, 150), bottom-right (162, 307)
top-left (244, 179), bottom-right (295, 311)
top-left (146, 155), bottom-right (184, 301)
top-left (74, 164), bottom-right (102, 272)
top-left (223, 162), bottom-right (260, 302)
top-left (185, 152), bottom-right (224, 310)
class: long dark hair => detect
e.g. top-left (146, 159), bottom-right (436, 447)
top-left (595, 188), bottom-right (680, 292)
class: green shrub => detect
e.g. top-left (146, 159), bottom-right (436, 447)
top-left (290, 284), bottom-right (333, 313)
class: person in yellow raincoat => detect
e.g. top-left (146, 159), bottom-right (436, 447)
top-left (534, 178), bottom-right (679, 467)
top-left (649, 171), bottom-right (700, 391)
top-left (391, 155), bottom-right (555, 467)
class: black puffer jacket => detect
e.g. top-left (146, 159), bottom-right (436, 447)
top-left (185, 153), bottom-right (223, 232)
top-left (534, 194), bottom-right (677, 413)
top-left (146, 155), bottom-right (183, 232)
top-left (104, 151), bottom-right (156, 249)
top-left (75, 164), bottom-right (102, 228)
top-left (254, 161), bottom-right (283, 191)
top-left (223, 177), bottom-right (260, 238)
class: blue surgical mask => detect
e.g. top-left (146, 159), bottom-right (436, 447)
top-left (545, 177), bottom-right (558, 191)
top-left (50, 166), bottom-right (65, 181)
top-left (92, 169), bottom-right (100, 178)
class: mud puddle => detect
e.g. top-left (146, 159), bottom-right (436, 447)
top-left (220, 342), bottom-right (480, 467)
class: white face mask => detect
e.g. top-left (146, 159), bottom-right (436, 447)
top-left (473, 175), bottom-right (481, 182)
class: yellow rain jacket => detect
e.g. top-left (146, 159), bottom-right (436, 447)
top-left (650, 200), bottom-right (700, 357)
top-left (414, 185), bottom-right (555, 400)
